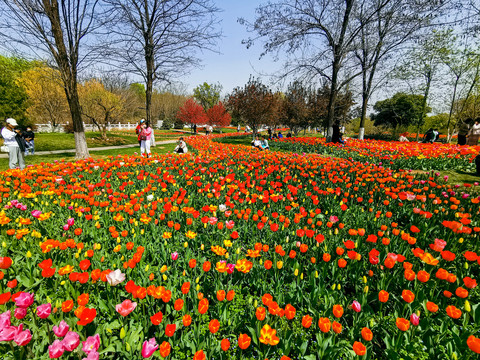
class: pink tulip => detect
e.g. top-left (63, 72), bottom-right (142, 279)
top-left (31, 210), bottom-right (42, 218)
top-left (106, 269), bottom-right (126, 286)
top-left (14, 307), bottom-right (27, 320)
top-left (141, 338), bottom-right (159, 358)
top-left (53, 320), bottom-right (70, 337)
top-left (62, 331), bottom-right (80, 351)
top-left (0, 310), bottom-right (11, 330)
top-left (49, 339), bottom-right (65, 358)
top-left (83, 352), bottom-right (99, 360)
top-left (15, 292), bottom-right (34, 308)
top-left (82, 334), bottom-right (101, 354)
top-left (410, 313), bottom-right (420, 326)
top-left (63, 224), bottom-right (70, 231)
top-left (37, 303), bottom-right (52, 319)
top-left (116, 299), bottom-right (137, 317)
top-left (226, 220), bottom-right (235, 229)
top-left (226, 263), bottom-right (235, 274)
top-left (14, 327), bottom-right (32, 346)
top-left (67, 218), bottom-right (75, 227)
top-left (352, 300), bottom-right (361, 313)
top-left (171, 252), bottom-right (179, 261)
top-left (0, 326), bottom-right (17, 341)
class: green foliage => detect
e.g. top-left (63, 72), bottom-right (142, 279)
top-left (0, 55), bottom-right (34, 124)
top-left (372, 93), bottom-right (430, 131)
top-left (420, 113), bottom-right (449, 133)
top-left (193, 82), bottom-right (222, 110)
top-left (129, 83), bottom-right (146, 99)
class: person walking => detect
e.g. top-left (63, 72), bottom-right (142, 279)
top-left (467, 119), bottom-right (480, 146)
top-left (1, 118), bottom-right (25, 170)
top-left (139, 121), bottom-right (153, 156)
top-left (135, 119), bottom-right (145, 146)
top-left (457, 119), bottom-right (471, 146)
top-left (22, 126), bottom-right (35, 155)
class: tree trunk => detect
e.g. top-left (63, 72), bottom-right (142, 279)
top-left (66, 85), bottom-right (90, 159)
top-left (416, 72), bottom-right (432, 142)
top-left (446, 76), bottom-right (460, 143)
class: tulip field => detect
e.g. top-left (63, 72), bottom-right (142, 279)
top-left (271, 136), bottom-right (480, 171)
top-left (0, 132), bottom-right (480, 359)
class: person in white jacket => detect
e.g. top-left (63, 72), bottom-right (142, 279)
top-left (467, 119), bottom-right (480, 146)
top-left (1, 118), bottom-right (25, 170)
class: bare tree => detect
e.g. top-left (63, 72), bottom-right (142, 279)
top-left (240, 0), bottom-right (389, 140)
top-left (103, 0), bottom-right (221, 124)
top-left (353, 0), bottom-right (453, 140)
top-left (0, 0), bottom-right (102, 158)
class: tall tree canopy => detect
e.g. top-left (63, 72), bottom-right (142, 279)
top-left (103, 0), bottom-right (221, 124)
top-left (193, 82), bottom-right (222, 111)
top-left (371, 93), bottom-right (430, 131)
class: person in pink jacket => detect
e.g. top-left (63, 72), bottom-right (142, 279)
top-left (139, 121), bottom-right (153, 156)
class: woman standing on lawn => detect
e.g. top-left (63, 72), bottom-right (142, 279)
top-left (139, 121), bottom-right (153, 156)
top-left (467, 118), bottom-right (480, 146)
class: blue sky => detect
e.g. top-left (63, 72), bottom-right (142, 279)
top-left (183, 1), bottom-right (282, 96)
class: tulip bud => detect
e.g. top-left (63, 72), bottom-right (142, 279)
top-left (126, 342), bottom-right (131, 352)
top-left (301, 273), bottom-right (304, 280)
top-left (352, 300), bottom-right (361, 313)
top-left (364, 286), bottom-right (369, 294)
top-left (61, 281), bottom-right (65, 286)
top-left (452, 353), bottom-right (458, 360)
top-left (236, 248), bottom-right (240, 254)
top-left (195, 277), bottom-right (199, 284)
top-left (458, 237), bottom-right (464, 243)
top-left (196, 284), bottom-right (200, 291)
top-left (225, 253), bottom-right (229, 259)
top-left (410, 313), bottom-right (420, 326)
top-left (465, 300), bottom-right (471, 312)
top-left (201, 244), bottom-right (204, 250)
top-left (362, 276), bottom-right (367, 283)
top-left (145, 265), bottom-right (149, 271)
top-left (465, 262), bottom-right (469, 269)
top-left (294, 269), bottom-right (299, 276)
top-left (277, 261), bottom-right (283, 269)
top-left (254, 300), bottom-right (258, 307)
top-left (337, 284), bottom-right (341, 290)
top-left (120, 327), bottom-right (126, 339)
top-left (184, 242), bottom-right (188, 248)
top-left (315, 271), bottom-right (318, 278)
top-left (26, 251), bottom-right (32, 258)
top-left (331, 284), bottom-right (336, 290)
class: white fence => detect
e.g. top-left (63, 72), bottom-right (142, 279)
top-left (36, 120), bottom-right (165, 133)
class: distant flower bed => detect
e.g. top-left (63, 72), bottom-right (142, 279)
top-left (271, 137), bottom-right (479, 171)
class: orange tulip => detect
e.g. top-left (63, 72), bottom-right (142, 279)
top-left (256, 307), bottom-right (266, 321)
top-left (302, 314), bottom-right (313, 328)
top-left (333, 304), bottom-right (344, 318)
top-left (159, 341), bottom-right (171, 358)
top-left (198, 298), bottom-right (209, 315)
top-left (426, 301), bottom-right (439, 313)
top-left (209, 319), bottom-right (220, 334)
top-left (401, 290), bottom-right (415, 303)
top-left (238, 333), bottom-right (251, 350)
top-left (361, 327), bottom-right (373, 341)
top-left (193, 350), bottom-right (206, 360)
top-left (216, 290), bottom-right (226, 302)
top-left (220, 338), bottom-right (230, 351)
top-left (455, 287), bottom-right (469, 299)
top-left (332, 321), bottom-right (342, 334)
top-left (446, 305), bottom-right (462, 319)
top-left (378, 290), bottom-right (389, 303)
top-left (259, 324), bottom-right (280, 346)
top-left (284, 304), bottom-right (296, 320)
top-left (182, 314), bottom-right (192, 327)
top-left (352, 341), bottom-right (366, 356)
top-left (318, 317), bottom-right (331, 333)
top-left (396, 318), bottom-right (410, 331)
top-left (467, 335), bottom-right (480, 354)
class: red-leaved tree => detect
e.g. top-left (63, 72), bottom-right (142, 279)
top-left (176, 98), bottom-right (207, 131)
top-left (206, 102), bottom-right (231, 127)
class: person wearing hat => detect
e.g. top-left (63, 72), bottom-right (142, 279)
top-left (136, 119), bottom-right (145, 145)
top-left (1, 118), bottom-right (25, 170)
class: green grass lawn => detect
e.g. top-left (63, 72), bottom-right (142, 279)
top-left (0, 143), bottom-right (178, 172)
top-left (33, 131), bottom-right (181, 151)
